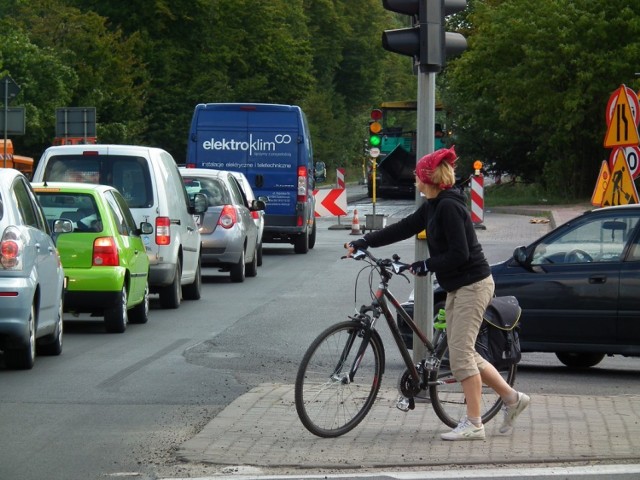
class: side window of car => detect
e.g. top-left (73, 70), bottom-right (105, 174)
top-left (228, 176), bottom-right (248, 207)
top-left (104, 191), bottom-right (129, 236)
top-left (13, 178), bottom-right (41, 229)
top-left (111, 191), bottom-right (139, 235)
top-left (532, 215), bottom-right (639, 265)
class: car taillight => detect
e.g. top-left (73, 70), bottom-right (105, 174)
top-left (217, 205), bottom-right (237, 229)
top-left (0, 226), bottom-right (23, 270)
top-left (250, 211), bottom-right (260, 220)
top-left (93, 237), bottom-right (119, 266)
top-left (297, 166), bottom-right (307, 202)
top-left (156, 217), bottom-right (171, 245)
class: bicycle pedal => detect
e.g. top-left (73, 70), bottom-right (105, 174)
top-left (395, 395), bottom-right (416, 412)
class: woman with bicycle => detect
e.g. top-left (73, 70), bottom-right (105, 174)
top-left (348, 146), bottom-right (529, 441)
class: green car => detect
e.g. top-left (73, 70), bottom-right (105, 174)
top-left (33, 183), bottom-right (153, 333)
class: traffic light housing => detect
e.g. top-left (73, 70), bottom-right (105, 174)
top-left (382, 0), bottom-right (468, 72)
top-left (369, 109), bottom-right (383, 147)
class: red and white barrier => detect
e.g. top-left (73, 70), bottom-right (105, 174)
top-left (336, 168), bottom-right (345, 189)
top-left (471, 175), bottom-right (485, 228)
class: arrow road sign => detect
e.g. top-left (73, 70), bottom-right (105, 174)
top-left (313, 188), bottom-right (347, 217)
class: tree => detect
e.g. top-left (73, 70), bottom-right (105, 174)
top-left (0, 22), bottom-right (77, 156)
top-left (443, 0), bottom-right (640, 198)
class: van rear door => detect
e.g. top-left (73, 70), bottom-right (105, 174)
top-left (190, 105), bottom-right (302, 222)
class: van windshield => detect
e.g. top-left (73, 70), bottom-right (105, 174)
top-left (43, 155), bottom-right (153, 208)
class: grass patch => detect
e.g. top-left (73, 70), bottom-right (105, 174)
top-left (484, 181), bottom-right (588, 207)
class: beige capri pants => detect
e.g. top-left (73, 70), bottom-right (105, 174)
top-left (444, 275), bottom-right (495, 381)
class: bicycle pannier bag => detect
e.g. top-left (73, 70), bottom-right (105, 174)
top-left (475, 296), bottom-right (522, 370)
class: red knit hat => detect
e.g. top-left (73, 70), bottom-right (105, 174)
top-left (415, 146), bottom-right (457, 188)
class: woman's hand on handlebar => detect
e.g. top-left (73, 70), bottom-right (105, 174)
top-left (344, 238), bottom-right (368, 257)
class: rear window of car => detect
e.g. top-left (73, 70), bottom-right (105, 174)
top-left (182, 176), bottom-right (229, 206)
top-left (36, 192), bottom-right (103, 232)
top-left (43, 155), bottom-right (153, 208)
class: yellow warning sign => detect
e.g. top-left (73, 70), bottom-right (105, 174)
top-left (601, 153), bottom-right (639, 206)
top-left (591, 160), bottom-right (611, 207)
top-left (604, 86), bottom-right (640, 147)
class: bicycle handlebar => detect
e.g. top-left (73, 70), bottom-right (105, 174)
top-left (343, 248), bottom-right (411, 276)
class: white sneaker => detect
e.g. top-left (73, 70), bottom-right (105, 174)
top-left (499, 392), bottom-right (530, 434)
top-left (441, 417), bottom-right (485, 441)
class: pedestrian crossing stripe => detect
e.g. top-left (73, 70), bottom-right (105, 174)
top-left (601, 153), bottom-right (639, 206)
top-left (591, 160), bottom-right (611, 207)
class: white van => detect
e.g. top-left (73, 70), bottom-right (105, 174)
top-left (32, 144), bottom-right (206, 309)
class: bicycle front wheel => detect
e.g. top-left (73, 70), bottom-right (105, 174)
top-left (295, 321), bottom-right (384, 438)
top-left (428, 339), bottom-right (517, 428)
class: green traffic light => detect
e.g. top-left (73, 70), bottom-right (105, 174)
top-left (369, 135), bottom-right (382, 147)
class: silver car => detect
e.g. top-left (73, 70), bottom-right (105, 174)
top-left (230, 171), bottom-right (266, 266)
top-left (180, 168), bottom-right (265, 282)
top-left (0, 169), bottom-right (67, 369)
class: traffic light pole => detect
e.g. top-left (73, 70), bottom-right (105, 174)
top-left (413, 68), bottom-right (436, 362)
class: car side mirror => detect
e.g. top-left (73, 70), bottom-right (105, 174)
top-left (513, 246), bottom-right (529, 265)
top-left (139, 221), bottom-right (154, 235)
top-left (251, 199), bottom-right (266, 211)
top-left (53, 219), bottom-right (73, 234)
top-left (190, 193), bottom-right (208, 214)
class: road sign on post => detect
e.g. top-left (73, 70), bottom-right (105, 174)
top-left (604, 85), bottom-right (640, 148)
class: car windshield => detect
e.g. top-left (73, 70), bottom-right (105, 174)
top-left (531, 214), bottom-right (640, 264)
top-left (43, 155), bottom-right (153, 208)
top-left (36, 192), bottom-right (103, 232)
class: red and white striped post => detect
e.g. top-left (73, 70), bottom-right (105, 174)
top-left (336, 168), bottom-right (345, 189)
top-left (471, 161), bottom-right (486, 230)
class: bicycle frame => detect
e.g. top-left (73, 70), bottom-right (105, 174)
top-left (358, 268), bottom-right (437, 396)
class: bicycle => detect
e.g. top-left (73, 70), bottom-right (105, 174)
top-left (294, 248), bottom-right (517, 438)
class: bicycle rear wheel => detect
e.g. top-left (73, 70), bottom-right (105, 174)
top-left (428, 339), bottom-right (517, 428)
top-left (295, 320), bottom-right (384, 438)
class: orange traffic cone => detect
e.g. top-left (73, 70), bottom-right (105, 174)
top-left (350, 209), bottom-right (362, 235)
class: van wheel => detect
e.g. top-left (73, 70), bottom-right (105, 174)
top-left (160, 260), bottom-right (182, 309)
top-left (294, 229), bottom-right (309, 254)
top-left (230, 250), bottom-right (245, 283)
top-left (129, 281), bottom-right (149, 324)
top-left (5, 303), bottom-right (37, 369)
top-left (246, 249), bottom-right (258, 278)
top-left (183, 259), bottom-right (202, 300)
top-left (105, 286), bottom-right (128, 333)
top-left (308, 219), bottom-right (317, 250)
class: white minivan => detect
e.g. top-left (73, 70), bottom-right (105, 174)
top-left (32, 144), bottom-right (207, 309)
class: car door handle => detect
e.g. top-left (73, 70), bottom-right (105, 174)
top-left (187, 226), bottom-right (195, 232)
top-left (588, 275), bottom-right (607, 284)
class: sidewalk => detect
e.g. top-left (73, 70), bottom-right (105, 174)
top-left (178, 384), bottom-right (640, 469)
top-left (175, 204), bottom-right (640, 475)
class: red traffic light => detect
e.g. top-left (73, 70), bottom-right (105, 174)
top-left (371, 109), bottom-right (383, 121)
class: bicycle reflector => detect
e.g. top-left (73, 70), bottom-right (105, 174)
top-left (369, 109), bottom-right (383, 147)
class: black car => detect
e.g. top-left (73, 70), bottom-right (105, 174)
top-left (431, 204), bottom-right (640, 368)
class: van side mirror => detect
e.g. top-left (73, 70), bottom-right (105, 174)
top-left (53, 219), bottom-right (73, 235)
top-left (190, 193), bottom-right (208, 214)
top-left (314, 162), bottom-right (327, 183)
top-left (138, 221), bottom-right (154, 235)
